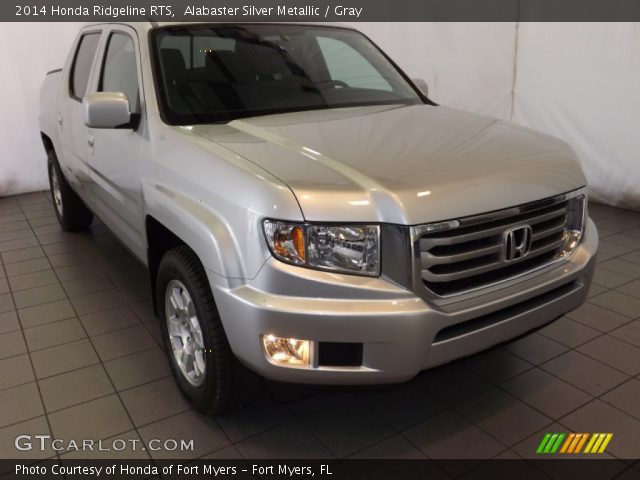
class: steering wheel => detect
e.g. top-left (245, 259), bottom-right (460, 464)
top-left (316, 79), bottom-right (349, 90)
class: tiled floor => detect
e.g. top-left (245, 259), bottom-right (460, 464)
top-left (1, 191), bottom-right (640, 464)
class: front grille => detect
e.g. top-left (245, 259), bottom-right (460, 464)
top-left (417, 192), bottom-right (585, 297)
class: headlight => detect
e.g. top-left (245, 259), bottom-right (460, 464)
top-left (263, 220), bottom-right (380, 276)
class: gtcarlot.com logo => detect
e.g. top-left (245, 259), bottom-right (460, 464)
top-left (15, 435), bottom-right (194, 452)
top-left (536, 432), bottom-right (613, 455)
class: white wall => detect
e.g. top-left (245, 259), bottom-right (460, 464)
top-left (0, 22), bottom-right (638, 209)
top-left (0, 23), bottom-right (83, 195)
top-left (512, 23), bottom-right (640, 209)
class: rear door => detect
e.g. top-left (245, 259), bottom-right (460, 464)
top-left (59, 29), bottom-right (102, 206)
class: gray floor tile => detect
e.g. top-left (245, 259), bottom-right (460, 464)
top-left (4, 257), bottom-right (50, 277)
top-left (0, 229), bottom-right (33, 243)
top-left (541, 350), bottom-right (628, 396)
top-left (456, 388), bottom-right (551, 446)
top-left (8, 269), bottom-right (58, 292)
top-left (0, 330), bottom-right (27, 359)
top-left (293, 394), bottom-right (395, 458)
top-left (349, 434), bottom-right (426, 459)
top-left (590, 291), bottom-right (640, 318)
top-left (599, 258), bottom-right (640, 279)
top-left (48, 394), bottom-right (132, 441)
top-left (62, 273), bottom-right (114, 297)
top-left (621, 249), bottom-right (640, 264)
top-left (0, 311), bottom-right (20, 334)
top-left (80, 306), bottom-right (141, 337)
top-left (23, 317), bottom-right (86, 351)
top-left (598, 240), bottom-right (637, 257)
top-left (404, 410), bottom-right (505, 459)
top-left (610, 319), bottom-right (640, 347)
top-left (120, 377), bottom-right (191, 427)
top-left (0, 416), bottom-right (53, 459)
top-left (561, 400), bottom-right (640, 458)
top-left (0, 224), bottom-right (26, 237)
top-left (0, 277), bottom-right (8, 295)
top-left (0, 354), bottom-right (35, 390)
top-left (0, 383), bottom-right (44, 427)
top-left (91, 324), bottom-right (156, 361)
top-left (13, 283), bottom-right (66, 309)
top-left (0, 213), bottom-right (26, 225)
top-left (236, 421), bottom-right (332, 459)
top-left (577, 335), bottom-right (640, 376)
top-left (70, 288), bottom-right (128, 316)
top-left (587, 283), bottom-right (608, 298)
top-left (54, 261), bottom-right (103, 282)
top-left (30, 338), bottom-right (99, 379)
top-left (601, 378), bottom-right (640, 421)
top-left (48, 250), bottom-right (95, 268)
top-left (18, 299), bottom-right (76, 328)
top-left (0, 246), bottom-right (44, 265)
top-left (216, 393), bottom-right (293, 443)
top-left (359, 378), bottom-right (448, 431)
top-left (130, 300), bottom-right (156, 323)
top-left (31, 223), bottom-right (63, 235)
top-left (138, 410), bottom-right (230, 459)
top-left (592, 268), bottom-right (635, 289)
top-left (423, 366), bottom-right (494, 406)
top-left (538, 316), bottom-right (601, 348)
top-left (0, 237), bottom-right (39, 253)
top-left (37, 231), bottom-right (82, 246)
top-left (617, 279), bottom-right (640, 301)
top-left (103, 347), bottom-right (171, 391)
top-left (466, 348), bottom-right (532, 384)
top-left (39, 364), bottom-right (114, 412)
top-left (566, 302), bottom-right (632, 332)
top-left (0, 293), bottom-right (15, 313)
top-left (42, 239), bottom-right (87, 256)
top-left (502, 368), bottom-right (591, 418)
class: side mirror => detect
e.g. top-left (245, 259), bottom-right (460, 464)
top-left (412, 78), bottom-right (429, 97)
top-left (84, 92), bottom-right (136, 129)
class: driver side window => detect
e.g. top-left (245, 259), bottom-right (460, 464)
top-left (100, 32), bottom-right (140, 112)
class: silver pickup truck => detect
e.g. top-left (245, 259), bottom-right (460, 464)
top-left (39, 22), bottom-right (597, 414)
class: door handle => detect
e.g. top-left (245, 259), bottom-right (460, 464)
top-left (57, 114), bottom-right (63, 128)
top-left (87, 137), bottom-right (94, 148)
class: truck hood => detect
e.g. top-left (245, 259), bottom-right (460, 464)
top-left (188, 104), bottom-right (586, 224)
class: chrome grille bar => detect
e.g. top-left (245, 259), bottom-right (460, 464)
top-left (412, 189), bottom-right (586, 297)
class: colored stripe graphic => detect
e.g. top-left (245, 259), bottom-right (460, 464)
top-left (538, 433), bottom-right (613, 454)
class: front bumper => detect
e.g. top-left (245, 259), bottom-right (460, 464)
top-left (211, 218), bottom-right (597, 385)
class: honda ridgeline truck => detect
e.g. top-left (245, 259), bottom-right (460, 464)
top-left (39, 22), bottom-right (597, 413)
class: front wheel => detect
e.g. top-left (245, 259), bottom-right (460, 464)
top-left (156, 245), bottom-right (262, 415)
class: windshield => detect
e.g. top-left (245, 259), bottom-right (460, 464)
top-left (150, 24), bottom-right (424, 124)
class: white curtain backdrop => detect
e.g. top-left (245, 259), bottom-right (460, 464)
top-left (0, 22), bottom-right (638, 209)
top-left (0, 23), bottom-right (84, 195)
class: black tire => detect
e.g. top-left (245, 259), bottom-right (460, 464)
top-left (156, 245), bottom-right (262, 415)
top-left (47, 151), bottom-right (93, 231)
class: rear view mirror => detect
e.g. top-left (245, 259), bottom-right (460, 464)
top-left (412, 78), bottom-right (429, 97)
top-left (84, 92), bottom-right (136, 129)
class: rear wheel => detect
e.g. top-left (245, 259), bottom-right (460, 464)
top-left (156, 245), bottom-right (262, 414)
top-left (47, 151), bottom-right (93, 231)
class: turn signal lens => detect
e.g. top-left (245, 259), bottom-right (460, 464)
top-left (262, 335), bottom-right (310, 366)
top-left (263, 221), bottom-right (306, 265)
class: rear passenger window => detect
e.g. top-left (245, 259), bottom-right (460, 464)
top-left (100, 33), bottom-right (139, 111)
top-left (70, 33), bottom-right (101, 100)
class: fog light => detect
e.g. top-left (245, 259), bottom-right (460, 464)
top-left (262, 335), bottom-right (310, 366)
